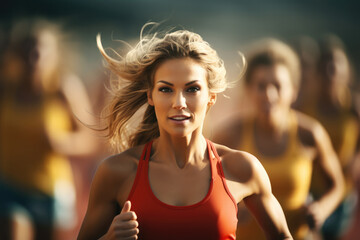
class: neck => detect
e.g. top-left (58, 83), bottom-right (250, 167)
top-left (153, 132), bottom-right (208, 169)
top-left (318, 87), bottom-right (334, 103)
top-left (256, 109), bottom-right (291, 139)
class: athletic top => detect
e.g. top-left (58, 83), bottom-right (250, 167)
top-left (236, 111), bottom-right (313, 240)
top-left (302, 104), bottom-right (358, 196)
top-left (127, 139), bottom-right (238, 240)
top-left (0, 92), bottom-right (74, 196)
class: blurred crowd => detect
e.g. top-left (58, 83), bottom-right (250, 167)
top-left (0, 18), bottom-right (359, 240)
top-left (0, 19), bottom-right (110, 240)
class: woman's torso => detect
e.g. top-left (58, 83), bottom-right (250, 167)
top-left (236, 111), bottom-right (314, 240)
top-left (0, 92), bottom-right (74, 195)
top-left (126, 139), bottom-right (238, 240)
top-left (304, 104), bottom-right (358, 195)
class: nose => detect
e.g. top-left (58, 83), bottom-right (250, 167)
top-left (172, 91), bottom-right (187, 109)
top-left (265, 85), bottom-right (278, 103)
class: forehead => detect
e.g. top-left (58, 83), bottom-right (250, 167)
top-left (252, 64), bottom-right (291, 83)
top-left (154, 58), bottom-right (207, 83)
top-left (332, 49), bottom-right (348, 62)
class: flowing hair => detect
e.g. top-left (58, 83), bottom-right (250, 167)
top-left (97, 24), bottom-right (229, 151)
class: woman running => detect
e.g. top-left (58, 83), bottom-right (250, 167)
top-left (295, 35), bottom-right (360, 240)
top-left (213, 39), bottom-right (344, 240)
top-left (78, 26), bottom-right (293, 240)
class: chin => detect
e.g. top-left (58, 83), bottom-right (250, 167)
top-left (160, 124), bottom-right (201, 138)
top-left (171, 131), bottom-right (191, 138)
top-left (259, 109), bottom-right (271, 117)
top-left (166, 128), bottom-right (195, 138)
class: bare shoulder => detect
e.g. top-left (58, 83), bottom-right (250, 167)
top-left (294, 110), bottom-right (328, 145)
top-left (295, 110), bottom-right (322, 131)
top-left (91, 144), bottom-right (144, 202)
top-left (97, 144), bottom-right (144, 182)
top-left (211, 142), bottom-right (268, 186)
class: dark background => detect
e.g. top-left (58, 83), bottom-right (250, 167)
top-left (2, 0), bottom-right (359, 84)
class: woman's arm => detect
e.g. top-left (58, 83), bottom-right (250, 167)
top-left (45, 74), bottom-right (101, 158)
top-left (242, 153), bottom-right (293, 240)
top-left (307, 121), bottom-right (345, 228)
top-left (220, 148), bottom-right (293, 240)
top-left (78, 156), bottom-right (139, 240)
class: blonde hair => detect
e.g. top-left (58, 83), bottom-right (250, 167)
top-left (244, 38), bottom-right (300, 90)
top-left (97, 24), bottom-right (228, 151)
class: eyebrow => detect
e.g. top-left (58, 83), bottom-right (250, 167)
top-left (157, 80), bottom-right (199, 86)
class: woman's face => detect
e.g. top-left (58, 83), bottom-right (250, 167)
top-left (249, 64), bottom-right (295, 120)
top-left (33, 30), bottom-right (60, 90)
top-left (148, 58), bottom-right (216, 138)
top-left (323, 49), bottom-right (350, 87)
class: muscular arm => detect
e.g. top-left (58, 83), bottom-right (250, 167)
top-left (243, 154), bottom-right (292, 240)
top-left (45, 74), bottom-right (100, 157)
top-left (219, 148), bottom-right (292, 240)
top-left (78, 153), bottom-right (138, 240)
top-left (78, 160), bottom-right (120, 240)
top-left (308, 120), bottom-right (345, 227)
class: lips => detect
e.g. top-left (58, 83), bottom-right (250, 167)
top-left (169, 115), bottom-right (191, 121)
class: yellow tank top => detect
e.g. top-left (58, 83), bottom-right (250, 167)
top-left (302, 104), bottom-right (358, 196)
top-left (0, 92), bottom-right (74, 196)
top-left (236, 111), bottom-right (313, 240)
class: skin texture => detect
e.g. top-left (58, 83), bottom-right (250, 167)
top-left (213, 64), bottom-right (345, 235)
top-left (78, 58), bottom-right (293, 240)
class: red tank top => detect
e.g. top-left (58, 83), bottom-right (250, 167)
top-left (127, 139), bottom-right (238, 240)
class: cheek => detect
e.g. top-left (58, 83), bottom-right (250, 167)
top-left (193, 92), bottom-right (210, 106)
top-left (280, 88), bottom-right (294, 104)
top-left (196, 96), bottom-right (212, 117)
top-left (153, 100), bottom-right (168, 114)
top-left (151, 95), bottom-right (168, 115)
top-left (251, 87), bottom-right (266, 101)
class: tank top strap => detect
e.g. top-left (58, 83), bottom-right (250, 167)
top-left (206, 139), bottom-right (238, 209)
top-left (241, 113), bottom-right (299, 160)
top-left (127, 141), bottom-right (153, 201)
top-left (288, 110), bottom-right (301, 152)
top-left (206, 139), bottom-right (225, 179)
top-left (207, 139), bottom-right (224, 177)
top-left (139, 142), bottom-right (148, 161)
top-left (143, 140), bottom-right (153, 162)
top-left (137, 141), bottom-right (153, 169)
top-left (206, 139), bottom-right (219, 161)
top-left (205, 139), bottom-right (216, 181)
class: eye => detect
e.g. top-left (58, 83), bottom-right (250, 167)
top-left (186, 86), bottom-right (201, 93)
top-left (274, 83), bottom-right (281, 90)
top-left (159, 87), bottom-right (172, 93)
top-left (257, 82), bottom-right (266, 91)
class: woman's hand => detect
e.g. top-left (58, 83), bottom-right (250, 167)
top-left (102, 201), bottom-right (139, 240)
top-left (305, 202), bottom-right (326, 230)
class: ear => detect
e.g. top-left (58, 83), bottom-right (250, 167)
top-left (208, 93), bottom-right (217, 107)
top-left (147, 90), bottom-right (154, 106)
